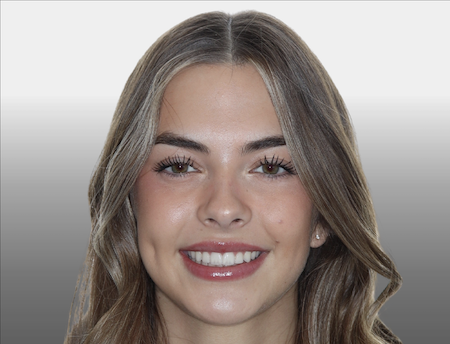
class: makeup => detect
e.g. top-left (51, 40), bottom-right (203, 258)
top-left (180, 241), bottom-right (268, 281)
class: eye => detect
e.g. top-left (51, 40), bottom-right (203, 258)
top-left (252, 156), bottom-right (296, 178)
top-left (153, 156), bottom-right (197, 176)
top-left (254, 163), bottom-right (284, 175)
top-left (165, 163), bottom-right (196, 174)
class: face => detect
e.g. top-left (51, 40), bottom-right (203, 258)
top-left (134, 64), bottom-right (325, 327)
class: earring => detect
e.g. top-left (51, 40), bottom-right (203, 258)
top-left (315, 234), bottom-right (320, 240)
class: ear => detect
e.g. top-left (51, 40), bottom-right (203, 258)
top-left (310, 225), bottom-right (327, 248)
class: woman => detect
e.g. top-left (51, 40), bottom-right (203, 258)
top-left (65, 11), bottom-right (402, 344)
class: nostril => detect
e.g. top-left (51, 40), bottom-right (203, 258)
top-left (205, 218), bottom-right (218, 226)
top-left (204, 217), bottom-right (243, 228)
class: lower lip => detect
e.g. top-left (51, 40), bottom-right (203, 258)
top-left (181, 252), bottom-right (267, 281)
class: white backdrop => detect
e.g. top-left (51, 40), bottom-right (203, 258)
top-left (3, 1), bottom-right (449, 102)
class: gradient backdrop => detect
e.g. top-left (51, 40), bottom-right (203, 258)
top-left (2, 2), bottom-right (449, 343)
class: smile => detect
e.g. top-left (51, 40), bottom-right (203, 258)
top-left (180, 242), bottom-right (267, 281)
top-left (187, 251), bottom-right (262, 267)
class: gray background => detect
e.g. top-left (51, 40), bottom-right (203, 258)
top-left (2, 2), bottom-right (449, 343)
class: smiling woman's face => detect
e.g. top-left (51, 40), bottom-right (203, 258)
top-left (134, 64), bottom-right (325, 327)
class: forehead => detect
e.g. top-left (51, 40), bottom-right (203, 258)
top-left (158, 64), bottom-right (282, 141)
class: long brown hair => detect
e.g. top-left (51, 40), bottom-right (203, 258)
top-left (65, 11), bottom-right (402, 344)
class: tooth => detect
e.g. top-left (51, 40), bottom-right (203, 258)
top-left (223, 252), bottom-right (235, 266)
top-left (202, 252), bottom-right (210, 265)
top-left (188, 250), bottom-right (262, 266)
top-left (210, 252), bottom-right (223, 267)
top-left (235, 252), bottom-right (244, 264)
top-left (195, 251), bottom-right (202, 263)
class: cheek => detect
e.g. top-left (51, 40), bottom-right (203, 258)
top-left (135, 172), bottom-right (197, 232)
top-left (134, 176), bottom-right (192, 266)
top-left (259, 183), bottom-right (313, 238)
top-left (136, 176), bottom-right (186, 225)
top-left (258, 183), bottom-right (313, 266)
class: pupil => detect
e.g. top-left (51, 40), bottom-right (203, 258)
top-left (173, 164), bottom-right (186, 173)
top-left (264, 164), bottom-right (278, 174)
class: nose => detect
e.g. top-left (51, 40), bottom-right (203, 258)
top-left (197, 176), bottom-right (251, 229)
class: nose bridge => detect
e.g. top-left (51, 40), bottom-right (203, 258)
top-left (198, 170), bottom-right (250, 229)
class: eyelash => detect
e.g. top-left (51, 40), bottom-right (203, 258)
top-left (153, 156), bottom-right (196, 177)
top-left (153, 155), bottom-right (296, 179)
top-left (256, 156), bottom-right (296, 179)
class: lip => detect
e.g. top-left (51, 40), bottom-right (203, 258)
top-left (182, 241), bottom-right (265, 253)
top-left (180, 241), bottom-right (268, 281)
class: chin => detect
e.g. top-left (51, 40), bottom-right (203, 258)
top-left (191, 300), bottom-right (258, 326)
top-left (181, 287), bottom-right (280, 326)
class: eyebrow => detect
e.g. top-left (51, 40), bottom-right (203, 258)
top-left (154, 132), bottom-right (286, 155)
top-left (155, 132), bottom-right (210, 154)
top-left (241, 135), bottom-right (286, 155)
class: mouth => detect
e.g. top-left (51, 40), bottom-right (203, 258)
top-left (180, 242), bottom-right (267, 281)
top-left (186, 250), bottom-right (262, 267)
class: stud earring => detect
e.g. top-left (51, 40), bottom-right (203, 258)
top-left (315, 234), bottom-right (320, 240)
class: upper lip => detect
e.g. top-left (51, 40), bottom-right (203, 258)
top-left (181, 241), bottom-right (266, 253)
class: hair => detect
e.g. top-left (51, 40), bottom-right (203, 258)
top-left (65, 10), bottom-right (402, 344)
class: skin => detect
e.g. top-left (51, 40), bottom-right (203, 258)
top-left (134, 64), bottom-right (326, 344)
